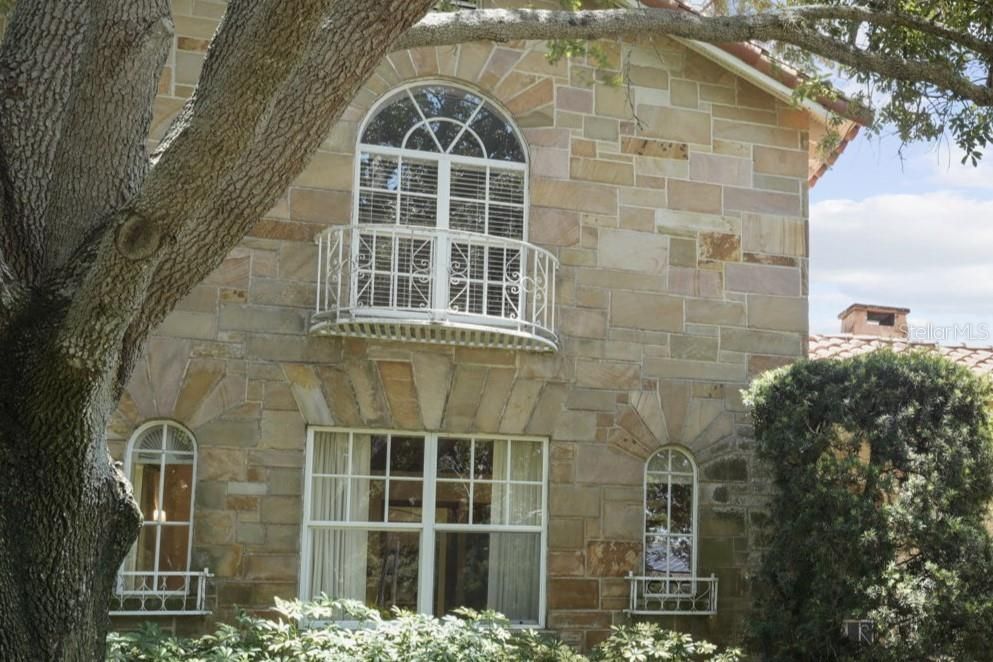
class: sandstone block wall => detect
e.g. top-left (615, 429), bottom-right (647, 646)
top-left (108, 0), bottom-right (811, 648)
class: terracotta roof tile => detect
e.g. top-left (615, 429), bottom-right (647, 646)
top-left (809, 334), bottom-right (993, 375)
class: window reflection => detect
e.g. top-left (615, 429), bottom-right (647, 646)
top-left (644, 448), bottom-right (697, 577)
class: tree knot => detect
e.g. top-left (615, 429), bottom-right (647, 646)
top-left (114, 212), bottom-right (162, 261)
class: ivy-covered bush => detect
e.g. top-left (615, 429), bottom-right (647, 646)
top-left (106, 597), bottom-right (740, 662)
top-left (745, 350), bottom-right (993, 661)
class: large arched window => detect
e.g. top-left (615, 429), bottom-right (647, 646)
top-left (123, 421), bottom-right (197, 592)
top-left (644, 447), bottom-right (698, 577)
top-left (353, 82), bottom-right (528, 318)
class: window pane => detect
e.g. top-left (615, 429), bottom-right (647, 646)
top-left (669, 480), bottom-right (693, 534)
top-left (159, 525), bottom-right (191, 574)
top-left (310, 529), bottom-right (420, 615)
top-left (450, 132), bottom-right (484, 157)
top-left (474, 439), bottom-right (507, 480)
top-left (434, 532), bottom-right (540, 623)
top-left (165, 426), bottom-right (194, 453)
top-left (435, 480), bottom-right (470, 524)
top-left (135, 426), bottom-right (163, 450)
top-left (412, 85), bottom-right (481, 124)
top-left (645, 535), bottom-right (669, 574)
top-left (487, 204), bottom-right (524, 239)
top-left (450, 200), bottom-right (485, 234)
top-left (429, 120), bottom-right (463, 153)
top-left (404, 125), bottom-right (440, 153)
top-left (350, 478), bottom-right (386, 522)
top-left (469, 105), bottom-right (525, 162)
top-left (389, 436), bottom-right (424, 477)
top-left (361, 435), bottom-right (388, 476)
top-left (161, 464), bottom-right (193, 523)
top-left (647, 451), bottom-right (669, 473)
top-left (400, 159), bottom-right (438, 195)
top-left (450, 164), bottom-right (486, 200)
top-left (136, 464), bottom-right (161, 521)
top-left (387, 479), bottom-right (423, 522)
top-left (645, 479), bottom-right (669, 533)
top-left (670, 451), bottom-right (693, 474)
top-left (510, 441), bottom-right (542, 481)
top-left (136, 524), bottom-right (158, 572)
top-left (359, 153), bottom-right (400, 190)
top-left (357, 191), bottom-right (398, 225)
top-left (473, 483), bottom-right (509, 525)
top-left (310, 476), bottom-right (348, 520)
top-left (508, 484), bottom-right (541, 526)
top-left (489, 169), bottom-right (524, 204)
top-left (362, 93), bottom-right (420, 147)
top-left (669, 536), bottom-right (693, 574)
top-left (437, 438), bottom-right (471, 479)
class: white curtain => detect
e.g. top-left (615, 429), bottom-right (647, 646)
top-left (310, 432), bottom-right (370, 603)
top-left (486, 441), bottom-right (540, 622)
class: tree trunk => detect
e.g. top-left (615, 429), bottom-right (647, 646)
top-left (0, 319), bottom-right (140, 661)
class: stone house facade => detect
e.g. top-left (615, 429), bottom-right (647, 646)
top-left (105, 0), bottom-right (856, 649)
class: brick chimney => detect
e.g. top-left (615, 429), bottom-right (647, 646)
top-left (838, 303), bottom-right (910, 338)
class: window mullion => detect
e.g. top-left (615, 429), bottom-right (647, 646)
top-left (433, 159), bottom-right (451, 312)
top-left (154, 424), bottom-right (167, 591)
top-left (418, 433), bottom-right (438, 616)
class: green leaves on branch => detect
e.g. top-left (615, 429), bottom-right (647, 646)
top-left (106, 597), bottom-right (741, 662)
top-left (746, 351), bottom-right (993, 661)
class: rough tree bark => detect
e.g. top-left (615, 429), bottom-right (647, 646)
top-left (0, 1), bottom-right (436, 659)
top-left (0, 1), bottom-right (989, 660)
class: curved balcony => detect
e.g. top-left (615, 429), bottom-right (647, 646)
top-left (313, 225), bottom-right (558, 351)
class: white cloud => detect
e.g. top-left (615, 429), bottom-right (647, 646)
top-left (908, 145), bottom-right (993, 192)
top-left (810, 191), bottom-right (993, 341)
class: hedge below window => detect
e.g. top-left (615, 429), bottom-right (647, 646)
top-left (745, 350), bottom-right (993, 661)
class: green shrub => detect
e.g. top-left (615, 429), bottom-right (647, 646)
top-left (745, 350), bottom-right (993, 661)
top-left (590, 623), bottom-right (741, 662)
top-left (106, 596), bottom-right (737, 662)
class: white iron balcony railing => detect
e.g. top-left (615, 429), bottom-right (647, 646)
top-left (313, 225), bottom-right (558, 351)
top-left (110, 569), bottom-right (214, 616)
top-left (626, 573), bottom-right (718, 616)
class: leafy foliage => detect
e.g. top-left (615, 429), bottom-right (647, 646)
top-left (106, 597), bottom-right (739, 662)
top-left (590, 623), bottom-right (742, 662)
top-left (555, 0), bottom-right (993, 163)
top-left (745, 350), bottom-right (993, 661)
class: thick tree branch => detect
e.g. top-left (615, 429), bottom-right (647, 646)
top-left (0, 1), bottom-right (89, 282)
top-left (43, 0), bottom-right (173, 272)
top-left (397, 8), bottom-right (993, 106)
top-left (122, 0), bottom-right (438, 374)
top-left (56, 0), bottom-right (336, 368)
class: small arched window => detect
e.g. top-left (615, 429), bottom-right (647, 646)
top-left (644, 447), bottom-right (697, 577)
top-left (354, 83), bottom-right (528, 317)
top-left (123, 421), bottom-right (197, 592)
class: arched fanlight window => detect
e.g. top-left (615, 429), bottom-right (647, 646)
top-left (353, 83), bottom-right (528, 317)
top-left (644, 447), bottom-right (698, 577)
top-left (123, 421), bottom-right (197, 592)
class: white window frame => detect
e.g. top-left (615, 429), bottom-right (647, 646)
top-left (351, 82), bottom-right (530, 319)
top-left (121, 420), bottom-right (199, 596)
top-left (643, 446), bottom-right (699, 580)
top-left (299, 426), bottom-right (549, 628)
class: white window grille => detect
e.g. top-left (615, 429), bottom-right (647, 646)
top-left (300, 428), bottom-right (548, 627)
top-left (312, 82), bottom-right (557, 352)
top-left (627, 447), bottom-right (717, 615)
top-left (111, 421), bottom-right (211, 615)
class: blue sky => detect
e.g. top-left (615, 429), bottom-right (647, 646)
top-left (809, 133), bottom-right (993, 345)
